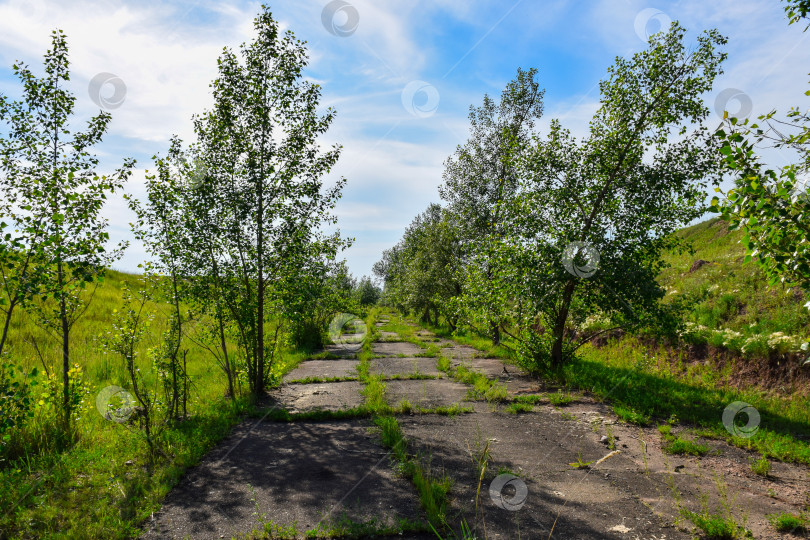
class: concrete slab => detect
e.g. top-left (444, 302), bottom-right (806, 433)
top-left (283, 360), bottom-right (359, 381)
top-left (142, 420), bottom-right (432, 539)
top-left (371, 357), bottom-right (441, 377)
top-left (384, 379), bottom-right (470, 409)
top-left (371, 341), bottom-right (425, 357)
top-left (270, 381), bottom-right (364, 413)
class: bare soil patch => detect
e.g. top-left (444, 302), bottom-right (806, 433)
top-left (558, 399), bottom-right (810, 540)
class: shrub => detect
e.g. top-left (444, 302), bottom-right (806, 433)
top-left (767, 512), bottom-right (807, 533)
top-left (0, 361), bottom-right (38, 443)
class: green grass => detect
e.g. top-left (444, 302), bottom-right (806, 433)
top-left (658, 425), bottom-right (711, 456)
top-left (572, 340), bottom-right (810, 464)
top-left (254, 406), bottom-right (372, 423)
top-left (666, 468), bottom-right (752, 539)
top-left (413, 403), bottom-right (472, 416)
top-left (286, 375), bottom-right (359, 384)
top-left (303, 514), bottom-right (431, 538)
top-left (384, 373), bottom-right (440, 381)
top-left (656, 218), bottom-right (809, 355)
top-left (767, 511), bottom-right (808, 533)
top-left (304, 351), bottom-right (343, 360)
top-left (360, 311), bottom-right (455, 533)
top-left (679, 508), bottom-right (752, 539)
top-left (505, 402), bottom-right (534, 414)
top-left (613, 403), bottom-right (651, 426)
top-left (371, 414), bottom-right (452, 530)
top-left (361, 375), bottom-right (389, 414)
top-left (750, 454), bottom-right (771, 476)
top-left (435, 357), bottom-right (508, 403)
top-left (405, 314), bottom-right (514, 361)
top-left (547, 389), bottom-right (576, 406)
top-left (243, 511), bottom-right (430, 539)
top-left (663, 437), bottom-right (711, 456)
top-left (512, 394), bottom-right (545, 405)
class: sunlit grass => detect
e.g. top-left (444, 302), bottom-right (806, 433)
top-left (574, 338), bottom-right (810, 464)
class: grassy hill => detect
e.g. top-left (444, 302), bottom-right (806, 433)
top-left (567, 218), bottom-right (810, 466)
top-left (658, 217), bottom-right (809, 357)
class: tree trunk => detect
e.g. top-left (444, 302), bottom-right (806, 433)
top-left (491, 321), bottom-right (500, 346)
top-left (0, 299), bottom-right (17, 359)
top-left (256, 182), bottom-right (265, 396)
top-left (218, 309), bottom-right (233, 397)
top-left (170, 271), bottom-right (182, 418)
top-left (550, 279), bottom-right (577, 367)
top-left (182, 350), bottom-right (188, 418)
top-left (57, 260), bottom-right (70, 430)
top-left (211, 256), bottom-right (234, 397)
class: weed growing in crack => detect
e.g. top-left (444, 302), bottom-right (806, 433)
top-left (659, 424), bottom-right (710, 456)
top-left (749, 454), bottom-right (771, 476)
top-left (569, 452), bottom-right (594, 469)
top-left (638, 427), bottom-right (650, 475)
top-left (548, 389), bottom-right (575, 406)
top-left (505, 402), bottom-right (533, 414)
top-left (613, 403), bottom-right (651, 426)
top-left (767, 511), bottom-right (809, 534)
top-left (605, 425), bottom-right (617, 451)
top-left (666, 466), bottom-right (752, 539)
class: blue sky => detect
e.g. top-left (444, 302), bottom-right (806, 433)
top-left (0, 0), bottom-right (808, 278)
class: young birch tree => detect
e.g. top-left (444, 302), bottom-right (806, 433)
top-left (440, 68), bottom-right (544, 344)
top-left (193, 6), bottom-right (346, 395)
top-left (0, 30), bottom-right (134, 428)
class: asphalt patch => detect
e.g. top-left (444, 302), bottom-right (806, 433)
top-left (141, 419), bottom-right (431, 539)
